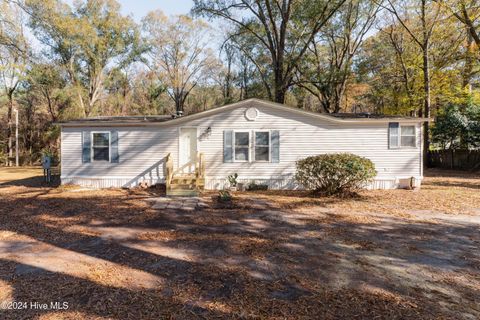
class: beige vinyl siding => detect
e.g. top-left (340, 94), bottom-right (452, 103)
top-left (189, 105), bottom-right (422, 188)
top-left (60, 101), bottom-right (422, 189)
top-left (61, 127), bottom-right (179, 188)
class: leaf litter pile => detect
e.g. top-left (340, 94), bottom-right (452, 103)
top-left (0, 169), bottom-right (479, 319)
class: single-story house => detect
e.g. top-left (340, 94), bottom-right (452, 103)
top-left (58, 99), bottom-right (429, 194)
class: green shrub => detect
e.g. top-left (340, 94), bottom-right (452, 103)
top-left (295, 153), bottom-right (376, 195)
top-left (247, 182), bottom-right (269, 191)
top-left (227, 173), bottom-right (238, 187)
top-left (432, 104), bottom-right (480, 150)
top-left (218, 190), bottom-right (232, 202)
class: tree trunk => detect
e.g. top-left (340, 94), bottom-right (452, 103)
top-left (5, 88), bottom-right (17, 167)
top-left (86, 100), bottom-right (95, 118)
top-left (422, 47), bottom-right (430, 167)
top-left (224, 57), bottom-right (232, 102)
top-left (462, 32), bottom-right (475, 97)
top-left (274, 63), bottom-right (287, 103)
top-left (77, 89), bottom-right (87, 117)
top-left (242, 66), bottom-right (249, 99)
top-left (421, 1), bottom-right (431, 168)
top-left (7, 94), bottom-right (13, 167)
top-left (45, 90), bottom-right (57, 122)
top-left (275, 86), bottom-right (286, 104)
top-left (320, 98), bottom-right (331, 114)
top-left (175, 93), bottom-right (183, 114)
top-left (461, 5), bottom-right (480, 49)
top-left (68, 57), bottom-right (87, 117)
top-left (334, 81), bottom-right (347, 113)
top-left (273, 42), bottom-right (289, 104)
top-left (451, 147), bottom-right (454, 170)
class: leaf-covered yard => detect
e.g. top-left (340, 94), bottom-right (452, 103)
top-left (0, 168), bottom-right (479, 319)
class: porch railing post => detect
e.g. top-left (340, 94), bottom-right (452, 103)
top-left (165, 153), bottom-right (173, 191)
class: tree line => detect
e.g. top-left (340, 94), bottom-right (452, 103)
top-left (1, 0), bottom-right (479, 165)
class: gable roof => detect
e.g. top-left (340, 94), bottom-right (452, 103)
top-left (57, 98), bottom-right (431, 127)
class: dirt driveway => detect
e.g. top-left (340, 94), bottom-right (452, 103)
top-left (0, 168), bottom-right (479, 319)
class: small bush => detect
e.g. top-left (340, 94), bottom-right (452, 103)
top-left (227, 173), bottom-right (238, 187)
top-left (247, 182), bottom-right (269, 191)
top-left (218, 190), bottom-right (232, 202)
top-left (295, 153), bottom-right (376, 195)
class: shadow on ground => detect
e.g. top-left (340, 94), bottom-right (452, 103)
top-left (0, 183), bottom-right (479, 319)
top-left (0, 175), bottom-right (60, 188)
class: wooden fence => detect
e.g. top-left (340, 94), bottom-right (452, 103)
top-left (429, 150), bottom-right (480, 170)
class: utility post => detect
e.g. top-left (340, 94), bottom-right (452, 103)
top-left (14, 107), bottom-right (19, 167)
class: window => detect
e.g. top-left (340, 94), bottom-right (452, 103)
top-left (225, 130), bottom-right (279, 163)
top-left (389, 123), bottom-right (399, 148)
top-left (389, 123), bottom-right (416, 148)
top-left (401, 126), bottom-right (416, 147)
top-left (92, 132), bottom-right (110, 161)
top-left (234, 132), bottom-right (249, 161)
top-left (255, 131), bottom-right (270, 161)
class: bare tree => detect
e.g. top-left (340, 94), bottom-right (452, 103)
top-left (193, 0), bottom-right (347, 103)
top-left (0, 0), bottom-right (28, 166)
top-left (297, 0), bottom-right (382, 113)
top-left (143, 11), bottom-right (217, 114)
top-left (381, 22), bottom-right (417, 109)
top-left (218, 43), bottom-right (236, 103)
top-left (25, 0), bottom-right (141, 117)
top-left (437, 1), bottom-right (480, 47)
top-left (434, 0), bottom-right (480, 91)
top-left (382, 0), bottom-right (443, 165)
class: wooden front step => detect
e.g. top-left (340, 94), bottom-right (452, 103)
top-left (171, 178), bottom-right (205, 185)
top-left (167, 189), bottom-right (199, 197)
top-left (170, 184), bottom-right (197, 191)
top-left (165, 152), bottom-right (206, 197)
top-left (167, 174), bottom-right (204, 197)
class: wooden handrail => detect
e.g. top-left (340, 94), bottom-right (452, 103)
top-left (200, 152), bottom-right (205, 177)
top-left (195, 152), bottom-right (205, 189)
top-left (166, 152), bottom-right (204, 191)
top-left (195, 152), bottom-right (205, 178)
top-left (165, 153), bottom-right (173, 190)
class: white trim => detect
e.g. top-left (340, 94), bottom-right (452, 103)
top-left (91, 131), bottom-right (111, 162)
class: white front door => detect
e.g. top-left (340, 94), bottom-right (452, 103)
top-left (179, 128), bottom-right (197, 174)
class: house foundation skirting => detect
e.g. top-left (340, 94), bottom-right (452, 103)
top-left (61, 176), bottom-right (165, 189)
top-left (62, 175), bottom-right (422, 190)
top-left (204, 177), bottom-right (422, 190)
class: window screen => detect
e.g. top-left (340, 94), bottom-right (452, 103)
top-left (400, 126), bottom-right (416, 147)
top-left (92, 132), bottom-right (110, 161)
top-left (255, 131), bottom-right (270, 161)
top-left (234, 132), bottom-right (249, 161)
